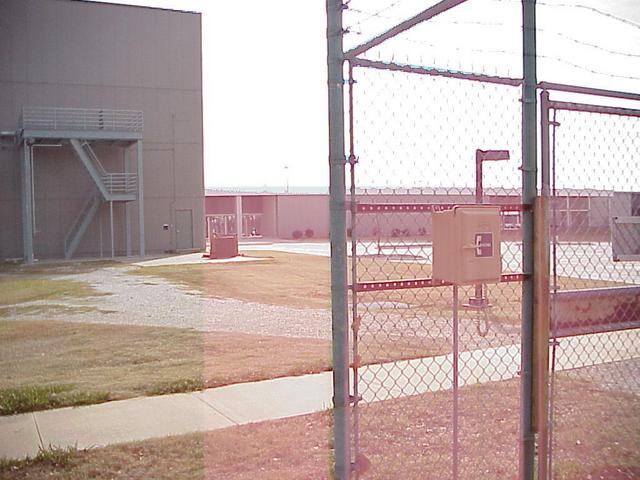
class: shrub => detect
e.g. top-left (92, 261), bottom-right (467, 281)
top-left (292, 230), bottom-right (303, 239)
top-left (304, 228), bottom-right (314, 238)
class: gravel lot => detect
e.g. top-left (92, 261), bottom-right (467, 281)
top-left (6, 265), bottom-right (333, 339)
top-left (2, 262), bottom-right (523, 354)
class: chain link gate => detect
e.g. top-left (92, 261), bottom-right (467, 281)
top-left (342, 2), bottom-right (530, 476)
top-left (328, 1), bottom-right (640, 478)
top-left (346, 66), bottom-right (527, 479)
top-left (541, 92), bottom-right (640, 479)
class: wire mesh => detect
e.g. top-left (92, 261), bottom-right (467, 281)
top-left (547, 103), bottom-right (640, 479)
top-left (348, 59), bottom-right (524, 478)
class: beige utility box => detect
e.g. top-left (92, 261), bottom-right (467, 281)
top-left (432, 205), bottom-right (502, 285)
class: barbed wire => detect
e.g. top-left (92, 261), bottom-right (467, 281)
top-left (346, 7), bottom-right (640, 58)
top-left (344, 3), bottom-right (640, 81)
top-left (487, 0), bottom-right (640, 28)
top-left (537, 1), bottom-right (640, 29)
top-left (348, 1), bottom-right (408, 30)
top-left (379, 34), bottom-right (640, 82)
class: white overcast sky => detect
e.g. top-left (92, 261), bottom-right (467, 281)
top-left (88, 0), bottom-right (640, 190)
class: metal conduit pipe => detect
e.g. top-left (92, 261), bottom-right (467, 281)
top-left (0, 131), bottom-right (19, 147)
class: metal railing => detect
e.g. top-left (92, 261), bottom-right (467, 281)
top-left (104, 173), bottom-right (138, 195)
top-left (22, 107), bottom-right (143, 132)
top-left (81, 141), bottom-right (137, 195)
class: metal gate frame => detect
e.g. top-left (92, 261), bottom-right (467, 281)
top-left (538, 89), bottom-right (640, 480)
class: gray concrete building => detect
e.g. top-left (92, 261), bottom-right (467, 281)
top-left (0, 0), bottom-right (204, 261)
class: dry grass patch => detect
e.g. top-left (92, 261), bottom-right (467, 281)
top-left (133, 251), bottom-right (331, 309)
top-left (2, 375), bottom-right (637, 479)
top-left (0, 319), bottom-right (452, 413)
top-left (0, 320), bottom-right (332, 405)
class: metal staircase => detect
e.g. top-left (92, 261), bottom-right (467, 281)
top-left (63, 139), bottom-right (139, 258)
top-left (70, 139), bottom-right (137, 201)
top-left (20, 107), bottom-right (145, 262)
top-left (64, 194), bottom-right (102, 259)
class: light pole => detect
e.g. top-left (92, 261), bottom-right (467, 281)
top-left (284, 165), bottom-right (289, 193)
top-left (465, 148), bottom-right (510, 308)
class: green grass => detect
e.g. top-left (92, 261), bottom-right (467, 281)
top-left (0, 260), bottom-right (119, 275)
top-left (146, 378), bottom-right (204, 396)
top-left (0, 278), bottom-right (105, 308)
top-left (0, 444), bottom-right (78, 472)
top-left (0, 385), bottom-right (109, 416)
top-left (0, 305), bottom-right (104, 318)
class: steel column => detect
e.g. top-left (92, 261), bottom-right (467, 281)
top-left (520, 1), bottom-right (538, 479)
top-left (110, 200), bottom-right (115, 259)
top-left (235, 196), bottom-right (243, 239)
top-left (21, 140), bottom-right (35, 264)
top-left (125, 149), bottom-right (132, 256)
top-left (327, 0), bottom-right (350, 478)
top-left (136, 140), bottom-right (145, 256)
top-left (99, 208), bottom-right (104, 258)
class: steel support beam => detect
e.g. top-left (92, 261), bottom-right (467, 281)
top-left (520, 1), bottom-right (538, 479)
top-left (136, 140), bottom-right (145, 256)
top-left (21, 140), bottom-right (35, 264)
top-left (350, 58), bottom-right (522, 86)
top-left (538, 81), bottom-right (640, 102)
top-left (327, 0), bottom-right (350, 478)
top-left (547, 100), bottom-right (640, 117)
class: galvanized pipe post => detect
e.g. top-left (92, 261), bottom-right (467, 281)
top-left (21, 139), bottom-right (35, 264)
top-left (452, 285), bottom-right (460, 480)
top-left (534, 89), bottom-right (552, 480)
top-left (520, 1), bottom-right (538, 479)
top-left (475, 150), bottom-right (484, 306)
top-left (473, 150), bottom-right (485, 305)
top-left (327, 1), bottom-right (351, 478)
top-left (347, 61), bottom-right (362, 478)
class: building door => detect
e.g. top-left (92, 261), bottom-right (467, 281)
top-left (175, 209), bottom-right (193, 250)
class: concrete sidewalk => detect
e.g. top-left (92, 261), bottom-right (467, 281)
top-left (0, 372), bottom-right (333, 459)
top-left (1, 329), bottom-right (638, 460)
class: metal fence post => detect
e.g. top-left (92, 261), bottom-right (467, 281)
top-left (534, 89), bottom-right (551, 480)
top-left (521, 1), bottom-right (538, 479)
top-left (327, 1), bottom-right (351, 479)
